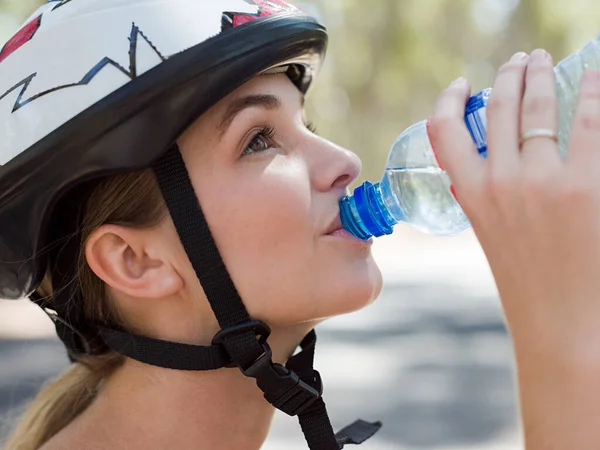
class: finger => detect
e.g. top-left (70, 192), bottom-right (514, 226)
top-left (486, 52), bottom-right (529, 169)
top-left (428, 77), bottom-right (484, 190)
top-left (566, 69), bottom-right (600, 174)
top-left (520, 49), bottom-right (561, 168)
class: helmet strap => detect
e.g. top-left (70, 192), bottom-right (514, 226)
top-left (39, 143), bottom-right (382, 449)
top-left (149, 144), bottom-right (381, 448)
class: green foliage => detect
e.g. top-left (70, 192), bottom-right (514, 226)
top-left (1, 0), bottom-right (599, 182)
top-left (305, 0), bottom-right (600, 183)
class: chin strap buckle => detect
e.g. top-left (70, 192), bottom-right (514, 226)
top-left (212, 320), bottom-right (321, 416)
top-left (243, 343), bottom-right (322, 416)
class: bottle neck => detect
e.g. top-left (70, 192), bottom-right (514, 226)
top-left (339, 181), bottom-right (398, 240)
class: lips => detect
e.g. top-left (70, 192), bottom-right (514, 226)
top-left (324, 215), bottom-right (343, 235)
top-left (324, 217), bottom-right (373, 246)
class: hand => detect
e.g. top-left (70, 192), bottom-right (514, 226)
top-left (428, 49), bottom-right (600, 449)
top-left (429, 48), bottom-right (600, 357)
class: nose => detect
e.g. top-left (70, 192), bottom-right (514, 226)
top-left (308, 135), bottom-right (362, 193)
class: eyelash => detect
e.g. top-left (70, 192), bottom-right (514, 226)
top-left (241, 121), bottom-right (319, 157)
top-left (306, 121), bottom-right (318, 134)
top-left (242, 126), bottom-right (276, 156)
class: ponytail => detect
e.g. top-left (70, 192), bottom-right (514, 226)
top-left (3, 354), bottom-right (123, 450)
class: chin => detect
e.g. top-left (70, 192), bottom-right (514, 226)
top-left (328, 256), bottom-right (383, 317)
top-left (252, 257), bottom-right (383, 327)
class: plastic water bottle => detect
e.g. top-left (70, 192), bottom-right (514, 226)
top-left (340, 34), bottom-right (600, 239)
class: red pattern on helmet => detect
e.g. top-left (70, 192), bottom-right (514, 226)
top-left (0, 15), bottom-right (42, 63)
top-left (223, 0), bottom-right (302, 31)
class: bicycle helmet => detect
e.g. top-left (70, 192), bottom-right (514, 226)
top-left (0, 1), bottom-right (381, 448)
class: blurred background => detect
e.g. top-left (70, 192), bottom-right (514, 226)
top-left (1, 0), bottom-right (599, 448)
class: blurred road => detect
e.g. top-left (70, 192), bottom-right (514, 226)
top-left (0, 227), bottom-right (522, 449)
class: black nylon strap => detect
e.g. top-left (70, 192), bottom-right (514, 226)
top-left (99, 327), bottom-right (231, 370)
top-left (151, 145), bottom-right (248, 326)
top-left (38, 139), bottom-right (381, 449)
top-left (288, 331), bottom-right (382, 449)
top-left (152, 144), bottom-right (262, 369)
top-left (42, 193), bottom-right (101, 360)
top-left (335, 420), bottom-right (382, 447)
top-left (287, 332), bottom-right (339, 449)
top-left (150, 144), bottom-right (381, 449)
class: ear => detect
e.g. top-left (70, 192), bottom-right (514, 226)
top-left (85, 224), bottom-right (183, 299)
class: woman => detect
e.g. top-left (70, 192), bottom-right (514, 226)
top-left (1, 1), bottom-right (382, 449)
top-left (2, 2), bottom-right (600, 450)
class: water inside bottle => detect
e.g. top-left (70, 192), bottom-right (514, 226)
top-left (382, 167), bottom-right (470, 235)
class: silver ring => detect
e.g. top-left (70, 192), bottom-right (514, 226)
top-left (519, 128), bottom-right (558, 146)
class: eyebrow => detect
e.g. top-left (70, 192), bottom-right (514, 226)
top-left (217, 95), bottom-right (280, 138)
top-left (217, 93), bottom-right (306, 138)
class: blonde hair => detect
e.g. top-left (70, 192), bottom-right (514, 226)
top-left (3, 169), bottom-right (167, 450)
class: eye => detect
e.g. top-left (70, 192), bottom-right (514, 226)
top-left (242, 126), bottom-right (276, 156)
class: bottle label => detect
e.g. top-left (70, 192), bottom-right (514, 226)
top-left (464, 88), bottom-right (491, 157)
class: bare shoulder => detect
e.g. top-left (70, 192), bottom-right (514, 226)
top-left (37, 419), bottom-right (104, 450)
top-left (38, 432), bottom-right (94, 450)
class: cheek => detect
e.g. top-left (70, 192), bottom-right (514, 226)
top-left (197, 158), bottom-right (315, 313)
top-left (191, 158), bottom-right (383, 327)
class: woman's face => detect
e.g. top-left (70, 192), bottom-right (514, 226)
top-left (176, 74), bottom-right (382, 326)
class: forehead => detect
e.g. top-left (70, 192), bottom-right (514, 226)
top-left (178, 73), bottom-right (302, 143)
top-left (201, 73), bottom-right (303, 122)
top-left (220, 73), bottom-right (301, 108)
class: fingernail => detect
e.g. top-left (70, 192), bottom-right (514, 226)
top-left (531, 48), bottom-right (550, 60)
top-left (511, 52), bottom-right (528, 61)
top-left (450, 77), bottom-right (467, 87)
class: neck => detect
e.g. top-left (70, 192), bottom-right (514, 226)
top-left (89, 363), bottom-right (275, 450)
top-left (49, 323), bottom-right (315, 450)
